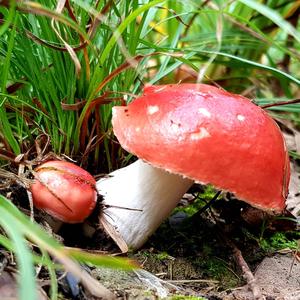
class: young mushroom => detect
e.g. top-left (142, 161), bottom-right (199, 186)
top-left (31, 160), bottom-right (97, 223)
top-left (97, 84), bottom-right (290, 252)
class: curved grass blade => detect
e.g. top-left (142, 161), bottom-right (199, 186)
top-left (0, 15), bottom-right (20, 154)
top-left (149, 51), bottom-right (196, 84)
top-left (0, 206), bottom-right (37, 300)
top-left (0, 0), bottom-right (16, 37)
top-left (0, 195), bottom-right (137, 298)
top-left (194, 49), bottom-right (300, 86)
top-left (238, 0), bottom-right (300, 43)
top-left (64, 248), bottom-right (138, 270)
top-left (74, 0), bottom-right (166, 151)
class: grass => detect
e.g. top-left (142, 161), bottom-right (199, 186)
top-left (1, 0), bottom-right (300, 168)
top-left (0, 0), bottom-right (300, 298)
top-left (0, 194), bottom-right (137, 300)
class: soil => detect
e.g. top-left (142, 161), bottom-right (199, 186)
top-left (0, 175), bottom-right (299, 300)
top-left (52, 195), bottom-right (299, 299)
top-left (228, 254), bottom-right (300, 300)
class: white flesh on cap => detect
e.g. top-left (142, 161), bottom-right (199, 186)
top-left (97, 159), bottom-right (193, 252)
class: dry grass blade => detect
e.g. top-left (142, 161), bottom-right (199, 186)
top-left (261, 98), bottom-right (300, 109)
top-left (51, 0), bottom-right (81, 77)
top-left (232, 246), bottom-right (264, 300)
top-left (0, 149), bottom-right (16, 161)
top-left (0, 18), bottom-right (87, 53)
top-left (61, 95), bottom-right (122, 111)
top-left (65, 0), bottom-right (90, 79)
top-left (166, 279), bottom-right (219, 284)
top-left (17, 1), bottom-right (91, 53)
top-left (156, 6), bottom-right (188, 26)
top-left (0, 169), bottom-right (32, 188)
top-left (100, 216), bottom-right (128, 253)
top-left (87, 0), bottom-right (112, 40)
top-left (79, 93), bottom-right (120, 148)
top-left (25, 29), bottom-right (87, 52)
top-left (93, 51), bottom-right (184, 95)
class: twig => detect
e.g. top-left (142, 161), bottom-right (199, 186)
top-left (215, 228), bottom-right (264, 299)
top-left (288, 240), bottom-right (300, 277)
top-left (261, 98), bottom-right (300, 109)
top-left (166, 279), bottom-right (219, 284)
top-left (209, 210), bottom-right (265, 300)
top-left (231, 244), bottom-right (264, 300)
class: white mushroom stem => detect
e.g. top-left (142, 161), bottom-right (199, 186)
top-left (97, 159), bottom-right (193, 252)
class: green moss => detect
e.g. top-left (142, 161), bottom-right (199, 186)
top-left (173, 185), bottom-right (219, 216)
top-left (193, 256), bottom-right (240, 289)
top-left (156, 251), bottom-right (172, 261)
top-left (135, 250), bottom-right (172, 261)
top-left (260, 232), bottom-right (299, 252)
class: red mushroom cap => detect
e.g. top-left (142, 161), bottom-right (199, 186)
top-left (112, 84), bottom-right (290, 212)
top-left (31, 160), bottom-right (97, 223)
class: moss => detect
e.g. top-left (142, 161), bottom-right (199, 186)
top-left (193, 255), bottom-right (240, 289)
top-left (156, 251), bottom-right (172, 261)
top-left (173, 185), bottom-right (218, 216)
top-left (260, 232), bottom-right (299, 252)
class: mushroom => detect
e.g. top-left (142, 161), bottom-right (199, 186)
top-left (97, 84), bottom-right (290, 252)
top-left (31, 160), bottom-right (97, 223)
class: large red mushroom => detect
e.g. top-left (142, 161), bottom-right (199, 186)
top-left (97, 84), bottom-right (290, 252)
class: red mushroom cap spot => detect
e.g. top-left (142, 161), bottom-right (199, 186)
top-left (31, 160), bottom-right (97, 223)
top-left (112, 84), bottom-right (289, 212)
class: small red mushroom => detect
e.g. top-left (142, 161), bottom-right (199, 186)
top-left (31, 160), bottom-right (97, 223)
top-left (97, 84), bottom-right (290, 251)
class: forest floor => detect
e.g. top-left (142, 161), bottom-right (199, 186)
top-left (0, 130), bottom-right (300, 300)
top-left (53, 187), bottom-right (299, 300)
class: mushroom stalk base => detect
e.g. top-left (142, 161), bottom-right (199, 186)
top-left (97, 159), bottom-right (193, 251)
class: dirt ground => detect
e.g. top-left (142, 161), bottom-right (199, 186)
top-left (0, 129), bottom-right (299, 299)
top-left (54, 193), bottom-right (299, 299)
top-left (0, 181), bottom-right (299, 300)
top-left (85, 199), bottom-right (299, 300)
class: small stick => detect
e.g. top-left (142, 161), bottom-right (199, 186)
top-left (288, 240), bottom-right (300, 277)
top-left (260, 98), bottom-right (300, 109)
top-left (166, 279), bottom-right (219, 284)
top-left (231, 244), bottom-right (264, 300)
top-left (210, 210), bottom-right (265, 300)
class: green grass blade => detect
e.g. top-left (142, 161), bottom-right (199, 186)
top-left (238, 0), bottom-right (300, 43)
top-left (0, 1), bottom-right (16, 36)
top-left (0, 15), bottom-right (20, 154)
top-left (0, 195), bottom-right (137, 270)
top-left (40, 249), bottom-right (58, 300)
top-left (64, 248), bottom-right (138, 270)
top-left (0, 206), bottom-right (37, 300)
top-left (88, 0), bottom-right (166, 97)
top-left (149, 51), bottom-right (196, 84)
top-left (195, 49), bottom-right (300, 85)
